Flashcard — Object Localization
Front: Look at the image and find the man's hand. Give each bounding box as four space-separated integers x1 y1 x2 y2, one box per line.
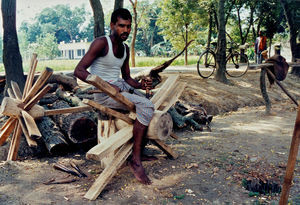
141 78 152 90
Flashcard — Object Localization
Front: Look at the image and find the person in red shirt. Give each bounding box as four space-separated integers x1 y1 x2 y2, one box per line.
255 31 267 64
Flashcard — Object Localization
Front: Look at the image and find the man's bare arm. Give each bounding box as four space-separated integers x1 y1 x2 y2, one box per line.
74 38 106 82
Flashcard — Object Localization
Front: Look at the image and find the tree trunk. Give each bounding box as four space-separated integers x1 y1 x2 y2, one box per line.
207 9 213 49
185 24 188 66
89 0 105 38
1 0 25 95
129 0 137 67
280 0 300 63
214 0 228 83
114 0 124 11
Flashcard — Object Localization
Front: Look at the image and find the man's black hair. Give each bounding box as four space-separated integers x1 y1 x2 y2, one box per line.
111 8 132 24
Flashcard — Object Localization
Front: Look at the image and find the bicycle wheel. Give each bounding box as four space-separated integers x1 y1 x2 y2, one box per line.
226 53 249 78
197 50 216 78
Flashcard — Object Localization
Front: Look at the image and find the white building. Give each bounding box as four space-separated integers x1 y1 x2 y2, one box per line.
58 39 90 59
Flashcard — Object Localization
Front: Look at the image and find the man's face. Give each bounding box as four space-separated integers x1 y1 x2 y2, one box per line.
111 17 131 41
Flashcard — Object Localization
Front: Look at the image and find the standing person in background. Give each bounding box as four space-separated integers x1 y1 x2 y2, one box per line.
74 8 154 185
255 31 267 64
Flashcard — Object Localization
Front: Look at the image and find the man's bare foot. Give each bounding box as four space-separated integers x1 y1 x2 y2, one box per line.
129 160 152 185
141 155 158 162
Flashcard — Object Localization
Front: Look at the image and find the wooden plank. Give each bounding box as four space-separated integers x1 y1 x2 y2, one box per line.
99 117 117 169
18 116 37 147
7 122 22 161
170 133 179 140
7 88 16 99
1 117 14 131
160 82 186 112
23 54 38 99
24 84 53 111
21 111 42 139
86 75 135 111
83 99 134 125
152 139 178 159
23 67 53 104
84 142 133 200
86 126 133 161
151 75 179 109
279 105 300 204
10 81 23 100
44 106 92 116
0 118 17 146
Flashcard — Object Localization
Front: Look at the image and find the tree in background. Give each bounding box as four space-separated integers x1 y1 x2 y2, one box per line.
215 0 228 83
20 4 88 44
280 0 300 64
1 0 25 93
34 33 60 60
89 0 105 38
157 0 201 65
114 0 124 11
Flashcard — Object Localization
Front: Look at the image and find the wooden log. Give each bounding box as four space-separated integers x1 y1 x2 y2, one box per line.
56 87 85 106
84 142 133 200
86 126 132 161
86 75 135 111
51 100 97 144
47 73 79 92
36 116 69 155
0 118 17 146
279 105 300 204
114 110 173 141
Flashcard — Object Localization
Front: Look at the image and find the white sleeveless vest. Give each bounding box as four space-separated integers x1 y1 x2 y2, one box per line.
90 36 126 82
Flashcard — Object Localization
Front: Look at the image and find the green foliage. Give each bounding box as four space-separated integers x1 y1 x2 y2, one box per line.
157 0 205 53
19 4 91 44
33 33 60 60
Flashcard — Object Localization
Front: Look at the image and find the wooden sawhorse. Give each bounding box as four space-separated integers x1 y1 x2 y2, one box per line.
82 74 186 200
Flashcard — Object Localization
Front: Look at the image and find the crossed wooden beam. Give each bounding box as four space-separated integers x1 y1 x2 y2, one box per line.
82 74 186 200
0 54 91 160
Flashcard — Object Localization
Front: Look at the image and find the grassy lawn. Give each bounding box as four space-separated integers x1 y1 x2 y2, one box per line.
0 55 199 73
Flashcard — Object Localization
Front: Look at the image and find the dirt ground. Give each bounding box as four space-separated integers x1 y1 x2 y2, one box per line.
0 68 300 205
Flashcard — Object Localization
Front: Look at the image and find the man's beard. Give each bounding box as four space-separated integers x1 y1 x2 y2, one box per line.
120 32 129 40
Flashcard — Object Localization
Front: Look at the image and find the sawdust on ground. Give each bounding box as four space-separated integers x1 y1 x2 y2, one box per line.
0 68 300 204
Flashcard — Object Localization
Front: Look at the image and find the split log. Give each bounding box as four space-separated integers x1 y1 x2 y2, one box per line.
56 87 85 107
36 116 69 155
51 100 97 144
46 73 79 91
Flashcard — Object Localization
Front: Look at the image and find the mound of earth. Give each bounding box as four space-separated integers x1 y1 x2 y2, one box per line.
0 69 299 204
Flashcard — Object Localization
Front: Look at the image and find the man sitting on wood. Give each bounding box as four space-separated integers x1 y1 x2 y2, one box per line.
74 8 154 185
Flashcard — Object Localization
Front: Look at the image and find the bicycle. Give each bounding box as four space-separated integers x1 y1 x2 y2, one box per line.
197 41 249 78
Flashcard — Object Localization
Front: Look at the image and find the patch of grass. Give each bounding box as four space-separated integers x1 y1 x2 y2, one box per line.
132 56 198 67
0 55 199 73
